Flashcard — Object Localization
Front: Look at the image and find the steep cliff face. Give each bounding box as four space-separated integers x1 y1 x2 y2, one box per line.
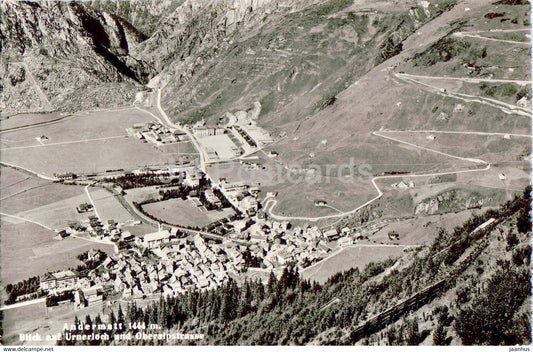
135 0 293 76
87 0 184 38
375 2 456 64
0 0 152 113
0 0 293 114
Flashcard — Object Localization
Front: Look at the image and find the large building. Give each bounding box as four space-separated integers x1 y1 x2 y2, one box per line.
184 169 202 187
193 127 226 138
219 180 247 193
142 230 172 249
40 270 79 291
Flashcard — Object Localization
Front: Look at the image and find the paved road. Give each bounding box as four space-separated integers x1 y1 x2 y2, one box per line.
380 129 531 138
350 244 421 248
106 185 248 245
102 186 158 227
154 89 208 174
264 128 492 222
270 27 528 222
264 63 532 222
373 131 487 164
70 233 115 246
321 204 344 214
265 164 491 222
458 29 531 34
0 161 57 181
84 184 101 221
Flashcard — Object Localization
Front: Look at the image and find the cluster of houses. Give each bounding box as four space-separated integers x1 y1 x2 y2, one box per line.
101 233 242 298
42 214 364 306
58 214 142 252
43 164 370 305
215 179 259 215
226 218 357 269
127 122 186 146
111 254 166 298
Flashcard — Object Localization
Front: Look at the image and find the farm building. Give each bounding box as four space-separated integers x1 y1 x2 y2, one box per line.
338 237 355 247
323 228 340 241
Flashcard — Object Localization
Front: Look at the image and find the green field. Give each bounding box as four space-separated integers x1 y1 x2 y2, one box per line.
13 192 92 230
1 182 86 215
378 131 530 164
88 187 134 224
0 217 115 284
300 245 407 284
0 112 67 130
2 298 110 346
141 198 235 227
0 167 117 284
0 108 198 177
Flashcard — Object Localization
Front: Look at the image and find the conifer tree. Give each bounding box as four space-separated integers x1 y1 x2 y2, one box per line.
433 321 447 345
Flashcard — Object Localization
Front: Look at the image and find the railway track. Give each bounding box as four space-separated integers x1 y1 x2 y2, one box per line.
348 237 490 343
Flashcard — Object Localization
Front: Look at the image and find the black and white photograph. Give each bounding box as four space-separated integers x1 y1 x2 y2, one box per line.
0 0 531 349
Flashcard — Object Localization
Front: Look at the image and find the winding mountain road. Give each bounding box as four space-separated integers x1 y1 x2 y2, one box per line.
393 72 531 117
395 72 531 86
453 30 531 46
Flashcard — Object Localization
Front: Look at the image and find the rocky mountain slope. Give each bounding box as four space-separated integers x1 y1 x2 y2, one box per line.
0 0 455 116
154 0 456 123
0 0 312 114
1 0 152 113
87 0 184 38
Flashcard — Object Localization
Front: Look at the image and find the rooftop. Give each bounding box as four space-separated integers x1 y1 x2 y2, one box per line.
144 230 171 242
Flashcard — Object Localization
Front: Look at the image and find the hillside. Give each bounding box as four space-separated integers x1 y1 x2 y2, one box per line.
155 0 456 123
58 186 531 346
0 0 152 114
0 0 530 346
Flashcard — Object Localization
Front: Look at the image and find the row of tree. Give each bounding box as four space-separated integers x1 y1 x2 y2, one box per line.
4 276 41 305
